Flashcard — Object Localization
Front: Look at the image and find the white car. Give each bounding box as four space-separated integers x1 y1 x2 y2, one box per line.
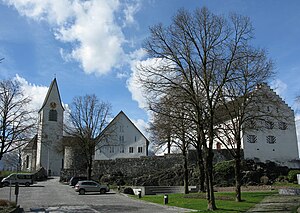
1 173 34 187
75 180 109 195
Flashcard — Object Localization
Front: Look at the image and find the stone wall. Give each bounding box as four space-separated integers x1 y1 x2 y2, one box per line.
61 149 238 184
93 154 184 178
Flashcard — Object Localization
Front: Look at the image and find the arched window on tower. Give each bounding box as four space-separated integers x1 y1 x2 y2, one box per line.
49 109 57 121
216 142 221 151
26 155 30 169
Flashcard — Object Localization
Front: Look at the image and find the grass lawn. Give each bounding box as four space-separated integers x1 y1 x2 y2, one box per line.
135 191 277 213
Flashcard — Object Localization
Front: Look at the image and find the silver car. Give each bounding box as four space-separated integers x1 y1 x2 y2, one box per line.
75 180 109 195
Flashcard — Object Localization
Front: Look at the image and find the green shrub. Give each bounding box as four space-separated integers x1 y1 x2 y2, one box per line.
287 170 300 183
214 160 235 186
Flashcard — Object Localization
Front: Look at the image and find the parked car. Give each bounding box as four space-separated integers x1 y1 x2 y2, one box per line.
69 176 87 186
75 180 109 195
1 173 34 187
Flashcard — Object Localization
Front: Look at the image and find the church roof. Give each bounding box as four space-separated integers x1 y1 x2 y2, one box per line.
22 134 37 151
101 110 149 143
39 78 64 113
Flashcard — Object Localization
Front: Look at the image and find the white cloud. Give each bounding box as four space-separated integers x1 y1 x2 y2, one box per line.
3 0 141 75
127 58 151 109
132 118 149 139
122 1 141 27
13 74 48 113
116 72 128 79
270 79 287 99
127 55 173 110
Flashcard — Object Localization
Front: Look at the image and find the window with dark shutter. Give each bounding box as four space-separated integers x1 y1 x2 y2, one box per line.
266 135 276 144
247 135 257 143
49 110 57 121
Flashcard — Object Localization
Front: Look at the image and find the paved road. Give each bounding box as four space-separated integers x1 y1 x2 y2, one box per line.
0 177 192 213
246 194 300 213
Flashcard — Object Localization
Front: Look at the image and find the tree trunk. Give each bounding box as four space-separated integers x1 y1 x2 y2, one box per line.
183 149 189 194
167 134 171 154
87 157 93 180
235 137 242 202
206 148 217 210
196 143 205 192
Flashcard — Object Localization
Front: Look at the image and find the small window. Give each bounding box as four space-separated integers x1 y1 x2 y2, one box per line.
246 120 256 129
129 147 134 153
247 135 257 143
216 142 221 150
49 109 57 121
138 147 143 153
278 122 287 130
26 155 30 168
119 135 124 143
266 135 276 144
110 146 114 153
265 121 274 129
120 146 124 153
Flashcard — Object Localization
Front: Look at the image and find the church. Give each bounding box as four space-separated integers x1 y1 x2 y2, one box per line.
21 78 149 176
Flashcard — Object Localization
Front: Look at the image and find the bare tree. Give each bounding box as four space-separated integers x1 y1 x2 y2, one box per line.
214 39 274 201
148 95 174 154
65 94 111 179
0 79 35 161
2 148 22 171
137 7 268 210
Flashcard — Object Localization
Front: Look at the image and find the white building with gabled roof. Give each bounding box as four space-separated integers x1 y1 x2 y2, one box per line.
214 84 299 167
94 111 149 160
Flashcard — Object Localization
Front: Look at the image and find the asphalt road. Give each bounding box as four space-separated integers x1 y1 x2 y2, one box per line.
0 177 192 213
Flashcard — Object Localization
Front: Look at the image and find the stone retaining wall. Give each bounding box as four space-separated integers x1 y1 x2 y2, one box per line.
61 149 236 184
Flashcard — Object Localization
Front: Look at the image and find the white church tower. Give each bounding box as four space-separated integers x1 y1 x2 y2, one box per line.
35 78 64 176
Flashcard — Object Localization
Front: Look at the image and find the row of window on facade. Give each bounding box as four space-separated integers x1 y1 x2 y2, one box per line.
247 135 276 144
119 135 138 143
247 120 287 130
216 134 278 150
100 146 143 154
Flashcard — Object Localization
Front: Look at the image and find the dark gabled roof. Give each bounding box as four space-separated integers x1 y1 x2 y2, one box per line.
23 134 38 151
62 135 81 146
38 78 64 113
101 110 149 143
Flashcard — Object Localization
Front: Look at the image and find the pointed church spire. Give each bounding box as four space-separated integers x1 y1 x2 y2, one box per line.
39 78 64 113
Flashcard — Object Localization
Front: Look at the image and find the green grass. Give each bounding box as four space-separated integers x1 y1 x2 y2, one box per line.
0 170 32 178
135 191 277 213
272 182 300 188
0 171 14 178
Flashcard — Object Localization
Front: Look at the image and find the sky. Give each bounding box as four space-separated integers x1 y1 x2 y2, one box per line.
1 0 300 152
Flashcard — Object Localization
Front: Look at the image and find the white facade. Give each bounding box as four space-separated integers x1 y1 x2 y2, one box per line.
243 85 299 163
213 84 299 165
23 78 64 176
94 111 149 160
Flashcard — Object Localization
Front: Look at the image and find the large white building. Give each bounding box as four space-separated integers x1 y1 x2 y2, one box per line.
22 78 64 176
214 84 299 166
94 111 149 160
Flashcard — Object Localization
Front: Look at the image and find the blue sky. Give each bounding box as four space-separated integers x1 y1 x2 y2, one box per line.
1 0 300 143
